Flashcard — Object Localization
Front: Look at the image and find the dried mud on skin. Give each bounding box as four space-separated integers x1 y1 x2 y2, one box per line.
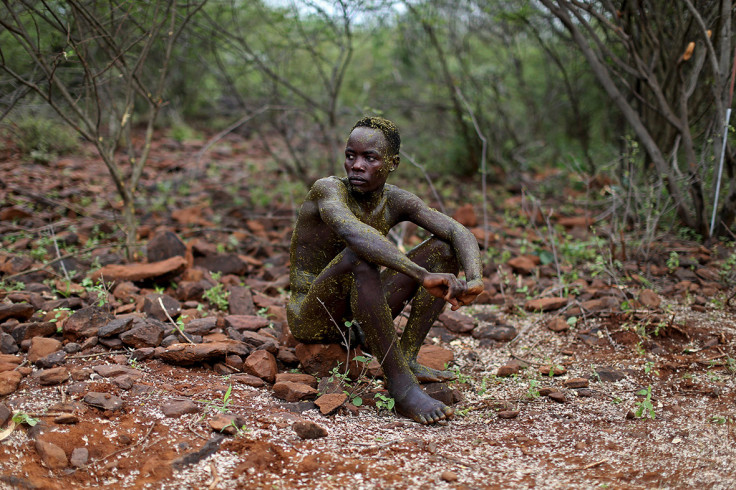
2 134 736 488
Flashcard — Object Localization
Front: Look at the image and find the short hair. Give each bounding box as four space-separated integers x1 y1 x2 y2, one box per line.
351 116 400 157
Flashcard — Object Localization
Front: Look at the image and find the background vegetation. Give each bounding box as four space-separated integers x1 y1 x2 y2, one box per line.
1 0 734 242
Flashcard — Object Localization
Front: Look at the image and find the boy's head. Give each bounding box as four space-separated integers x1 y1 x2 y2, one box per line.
351 116 400 157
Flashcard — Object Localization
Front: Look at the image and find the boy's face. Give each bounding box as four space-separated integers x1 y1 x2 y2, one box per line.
344 127 397 193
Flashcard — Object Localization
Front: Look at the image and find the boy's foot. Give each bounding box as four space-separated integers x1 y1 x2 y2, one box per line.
393 384 454 425
408 360 457 383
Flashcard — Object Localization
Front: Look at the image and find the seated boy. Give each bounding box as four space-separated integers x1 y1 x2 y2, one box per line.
287 116 483 425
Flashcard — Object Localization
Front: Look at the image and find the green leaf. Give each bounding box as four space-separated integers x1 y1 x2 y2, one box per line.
636 388 648 396
352 397 362 407
539 250 555 265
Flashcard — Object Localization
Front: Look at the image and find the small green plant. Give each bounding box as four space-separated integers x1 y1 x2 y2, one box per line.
526 379 541 399
12 411 40 427
710 415 729 424
634 385 655 419
81 277 109 307
203 281 230 311
11 115 78 162
611 396 622 404
449 366 472 384
643 361 659 376
666 251 680 272
374 392 395 411
199 385 233 414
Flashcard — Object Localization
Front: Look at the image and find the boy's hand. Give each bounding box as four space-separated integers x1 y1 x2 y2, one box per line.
421 273 468 311
454 278 484 308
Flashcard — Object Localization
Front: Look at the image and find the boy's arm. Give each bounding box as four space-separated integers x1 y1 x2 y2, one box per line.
312 178 430 283
392 188 484 306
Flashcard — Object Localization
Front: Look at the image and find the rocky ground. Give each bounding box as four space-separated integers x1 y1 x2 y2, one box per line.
1 132 735 488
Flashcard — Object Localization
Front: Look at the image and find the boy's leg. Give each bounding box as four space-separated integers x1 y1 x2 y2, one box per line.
382 237 459 382
348 249 452 425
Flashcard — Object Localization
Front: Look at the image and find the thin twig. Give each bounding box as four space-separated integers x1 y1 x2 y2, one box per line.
159 297 195 344
208 461 220 490
66 350 128 359
95 422 156 463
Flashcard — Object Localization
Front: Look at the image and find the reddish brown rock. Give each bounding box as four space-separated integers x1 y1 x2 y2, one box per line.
12 322 57 343
272 381 318 402
0 303 35 323
293 420 328 439
315 393 348 415
143 294 181 322
498 410 519 419
159 341 250 365
120 320 166 348
83 392 123 411
496 364 520 377
539 364 567 376
0 370 22 395
35 440 68 469
146 230 186 263
243 350 278 383
91 256 187 283
508 256 536 275
230 373 265 387
564 377 589 389
525 297 568 312
194 254 247 276
547 317 570 332
580 297 620 313
228 286 256 316
439 310 476 333
639 289 661 309
294 343 365 379
417 344 454 371
39 367 69 385
162 399 201 418
224 315 270 332
275 373 318 388
209 413 246 435
63 307 113 341
28 337 62 363
452 203 478 227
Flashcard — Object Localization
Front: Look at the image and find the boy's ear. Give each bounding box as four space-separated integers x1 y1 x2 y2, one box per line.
389 155 400 172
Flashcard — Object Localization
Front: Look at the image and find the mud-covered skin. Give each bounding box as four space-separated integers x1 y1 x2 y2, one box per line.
288 124 483 424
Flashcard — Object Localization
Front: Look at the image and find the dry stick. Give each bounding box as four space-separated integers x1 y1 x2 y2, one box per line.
48 224 70 282
456 87 490 249
399 150 446 215
208 461 221 490
159 297 195 345
67 350 128 359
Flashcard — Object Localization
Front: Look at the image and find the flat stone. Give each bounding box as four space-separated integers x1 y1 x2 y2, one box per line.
183 317 218 335
35 439 68 469
417 344 454 371
439 310 476 333
508 256 536 275
0 402 11 426
92 256 188 283
424 382 462 405
160 341 250 366
281 401 318 413
226 374 263 388
28 337 62 363
525 297 568 312
315 393 347 415
39 367 69 385
194 254 247 276
639 289 661 309
293 420 327 439
70 447 89 468
0 370 22 395
496 364 521 377
83 392 124 411
275 373 318 388
580 297 620 313
497 410 519 419
146 231 186 263
472 325 517 341
539 364 567 376
97 317 135 338
63 306 113 341
143 294 181 323
54 414 79 424
0 303 35 323
594 367 626 382
563 377 589 389
272 381 318 402
547 317 570 332
12 322 57 343
35 351 67 369
243 350 278 383
162 399 201 418
548 391 566 403
209 413 246 435
93 364 144 379
224 315 270 332
228 286 256 316
120 319 166 348
441 470 459 483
